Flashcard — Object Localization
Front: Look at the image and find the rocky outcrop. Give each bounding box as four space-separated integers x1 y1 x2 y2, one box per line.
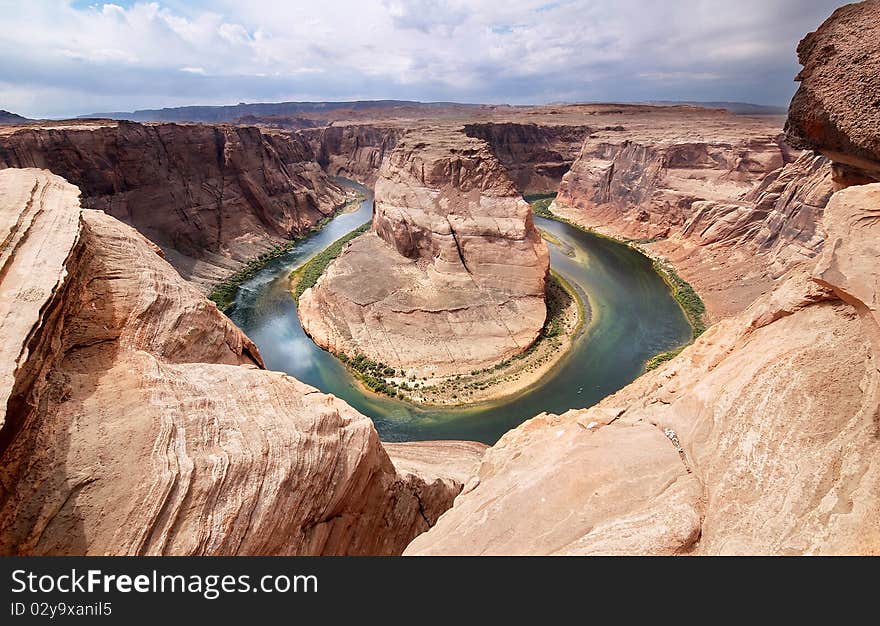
785 0 880 185
548 111 834 320
463 122 591 194
554 131 790 241
0 121 349 288
300 123 403 184
0 168 483 555
299 126 550 377
628 152 834 319
407 183 880 556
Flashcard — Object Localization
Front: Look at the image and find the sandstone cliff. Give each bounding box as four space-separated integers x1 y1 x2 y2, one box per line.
554 126 790 241
548 111 836 319
0 121 349 288
785 0 880 185
407 184 880 556
299 126 550 377
463 122 591 194
301 123 403 185
0 168 483 555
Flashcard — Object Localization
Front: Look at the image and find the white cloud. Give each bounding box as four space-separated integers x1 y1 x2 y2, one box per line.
0 0 847 118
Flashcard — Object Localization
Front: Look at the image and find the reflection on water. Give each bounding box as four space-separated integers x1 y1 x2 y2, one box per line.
227 180 692 444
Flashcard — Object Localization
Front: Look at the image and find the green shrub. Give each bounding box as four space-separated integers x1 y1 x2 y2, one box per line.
291 223 370 301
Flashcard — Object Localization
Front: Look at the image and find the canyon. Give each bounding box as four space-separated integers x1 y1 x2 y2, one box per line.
0 168 484 555
0 120 351 289
0 1 877 557
407 0 880 555
298 126 551 379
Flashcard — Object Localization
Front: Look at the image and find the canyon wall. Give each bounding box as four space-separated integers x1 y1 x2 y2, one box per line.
549 112 836 319
554 129 790 241
0 168 484 555
298 126 550 377
0 121 349 288
301 124 403 185
463 122 591 194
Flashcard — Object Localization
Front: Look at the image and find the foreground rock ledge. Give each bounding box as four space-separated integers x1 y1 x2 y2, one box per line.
785 0 880 185
299 126 550 377
406 184 880 556
0 168 484 555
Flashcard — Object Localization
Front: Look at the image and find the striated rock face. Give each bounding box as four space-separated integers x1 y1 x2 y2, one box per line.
463 122 591 194
785 0 880 185
0 121 349 288
550 114 834 320
0 168 482 555
301 124 403 185
635 152 834 319
555 131 789 241
299 127 550 377
406 183 880 556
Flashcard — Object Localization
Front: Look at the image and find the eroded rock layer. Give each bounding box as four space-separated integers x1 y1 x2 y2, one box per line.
548 110 837 319
0 168 482 555
463 122 591 194
301 124 403 185
299 126 550 376
554 125 790 241
0 121 349 288
407 183 880 556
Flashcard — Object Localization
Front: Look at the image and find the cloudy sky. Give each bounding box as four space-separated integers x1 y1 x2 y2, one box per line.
0 0 846 118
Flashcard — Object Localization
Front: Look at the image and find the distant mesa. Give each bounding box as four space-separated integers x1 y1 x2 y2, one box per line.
78 100 485 124
0 110 31 125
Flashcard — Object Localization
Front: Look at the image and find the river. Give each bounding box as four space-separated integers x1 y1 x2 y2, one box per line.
227 181 692 444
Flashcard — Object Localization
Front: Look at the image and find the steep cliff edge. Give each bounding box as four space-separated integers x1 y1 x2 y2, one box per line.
554 122 790 241
0 168 483 555
298 126 550 377
0 121 350 288
407 184 880 556
463 122 591 194
301 123 403 185
550 112 834 319
785 0 880 185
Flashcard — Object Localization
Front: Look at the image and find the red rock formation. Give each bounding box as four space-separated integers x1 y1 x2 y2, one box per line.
0 168 483 555
785 0 880 185
298 126 550 377
300 123 403 184
407 8 880 556
555 131 789 241
463 122 591 194
0 121 350 288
